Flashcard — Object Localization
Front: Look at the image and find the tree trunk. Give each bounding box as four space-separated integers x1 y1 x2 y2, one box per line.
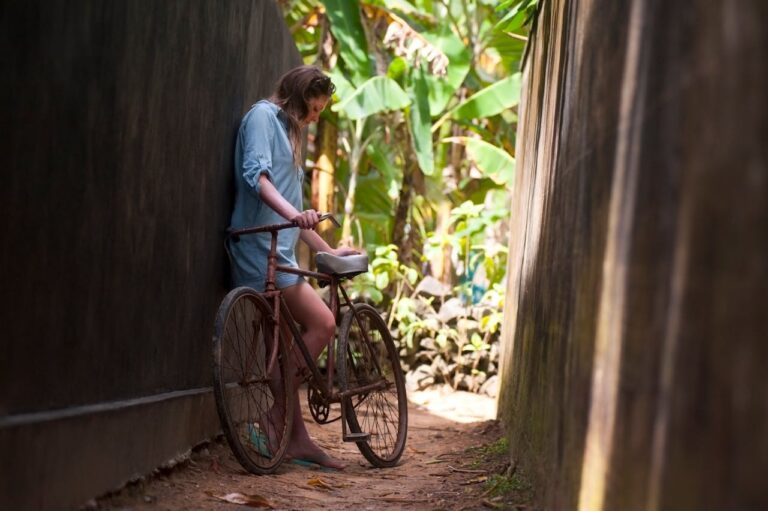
392 121 419 266
340 161 358 246
432 200 453 282
311 19 338 249
312 113 337 246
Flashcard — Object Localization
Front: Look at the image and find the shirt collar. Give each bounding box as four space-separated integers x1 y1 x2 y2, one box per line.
258 100 290 131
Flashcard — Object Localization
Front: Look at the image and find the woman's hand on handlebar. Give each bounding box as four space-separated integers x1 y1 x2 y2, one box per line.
330 247 361 257
291 209 320 230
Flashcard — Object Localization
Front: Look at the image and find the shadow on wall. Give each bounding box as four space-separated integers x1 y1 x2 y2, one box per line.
497 0 767 510
0 1 300 509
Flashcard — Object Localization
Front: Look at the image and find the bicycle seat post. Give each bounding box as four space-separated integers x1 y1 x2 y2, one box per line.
265 230 278 292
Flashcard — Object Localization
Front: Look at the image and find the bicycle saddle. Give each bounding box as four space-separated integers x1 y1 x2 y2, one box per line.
315 252 368 278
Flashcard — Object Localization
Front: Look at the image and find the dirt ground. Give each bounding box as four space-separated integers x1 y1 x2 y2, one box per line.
91 385 533 511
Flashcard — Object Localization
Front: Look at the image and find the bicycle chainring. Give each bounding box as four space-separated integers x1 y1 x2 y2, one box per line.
307 385 332 424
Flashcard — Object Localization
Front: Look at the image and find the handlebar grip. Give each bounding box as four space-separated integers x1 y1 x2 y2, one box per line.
318 213 341 228
227 212 340 242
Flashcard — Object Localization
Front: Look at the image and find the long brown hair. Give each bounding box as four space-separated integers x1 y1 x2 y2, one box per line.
270 65 336 167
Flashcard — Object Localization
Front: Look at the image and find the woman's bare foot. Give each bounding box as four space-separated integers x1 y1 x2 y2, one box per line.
287 441 346 470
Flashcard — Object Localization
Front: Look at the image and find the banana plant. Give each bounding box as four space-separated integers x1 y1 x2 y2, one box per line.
322 0 374 85
278 0 533 253
330 71 413 244
443 136 516 188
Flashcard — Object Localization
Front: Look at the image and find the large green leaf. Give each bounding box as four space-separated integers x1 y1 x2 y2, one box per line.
366 140 402 200
495 0 538 32
357 172 395 214
443 137 515 187
322 0 373 86
484 32 527 73
331 76 411 120
387 57 408 83
408 65 435 175
356 212 394 247
327 68 355 104
421 27 471 116
450 72 522 120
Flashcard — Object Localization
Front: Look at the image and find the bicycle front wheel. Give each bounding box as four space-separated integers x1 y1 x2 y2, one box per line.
338 303 408 467
212 287 293 474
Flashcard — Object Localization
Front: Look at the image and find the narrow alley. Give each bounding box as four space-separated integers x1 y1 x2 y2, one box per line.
91 388 529 511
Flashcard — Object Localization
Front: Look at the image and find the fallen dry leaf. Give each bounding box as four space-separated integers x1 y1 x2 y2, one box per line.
307 477 334 491
448 465 487 474
205 491 273 508
373 496 429 503
461 475 489 485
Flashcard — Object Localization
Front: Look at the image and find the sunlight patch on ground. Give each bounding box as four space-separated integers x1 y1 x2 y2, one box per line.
408 384 497 423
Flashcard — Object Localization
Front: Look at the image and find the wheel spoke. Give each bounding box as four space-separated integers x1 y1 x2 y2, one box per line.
340 304 407 466
213 289 293 474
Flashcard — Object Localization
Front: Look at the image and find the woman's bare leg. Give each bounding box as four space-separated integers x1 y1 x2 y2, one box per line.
281 281 346 469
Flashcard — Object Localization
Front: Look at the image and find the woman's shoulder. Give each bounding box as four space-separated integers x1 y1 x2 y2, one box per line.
242 100 280 129
249 100 279 116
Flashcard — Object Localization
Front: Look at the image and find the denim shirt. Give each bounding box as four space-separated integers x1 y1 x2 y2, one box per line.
228 100 304 290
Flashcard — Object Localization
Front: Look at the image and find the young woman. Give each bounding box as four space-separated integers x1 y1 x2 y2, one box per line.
228 65 355 469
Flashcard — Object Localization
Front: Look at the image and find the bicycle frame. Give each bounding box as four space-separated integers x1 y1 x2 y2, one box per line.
227 216 387 407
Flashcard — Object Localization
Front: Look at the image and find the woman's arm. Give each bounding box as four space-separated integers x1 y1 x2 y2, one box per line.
300 229 360 255
258 175 358 256
257 174 318 228
299 229 332 252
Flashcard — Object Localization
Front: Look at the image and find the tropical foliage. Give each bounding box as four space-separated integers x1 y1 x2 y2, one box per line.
277 0 537 393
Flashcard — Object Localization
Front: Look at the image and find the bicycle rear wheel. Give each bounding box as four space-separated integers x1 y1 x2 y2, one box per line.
338 303 408 467
212 287 293 474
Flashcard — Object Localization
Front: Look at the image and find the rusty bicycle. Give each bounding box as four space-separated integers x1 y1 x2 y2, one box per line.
212 214 407 474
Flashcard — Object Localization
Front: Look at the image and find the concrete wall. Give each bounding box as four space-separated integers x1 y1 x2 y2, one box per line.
0 1 300 509
498 0 767 509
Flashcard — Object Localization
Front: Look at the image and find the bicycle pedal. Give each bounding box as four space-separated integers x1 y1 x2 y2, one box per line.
343 432 370 442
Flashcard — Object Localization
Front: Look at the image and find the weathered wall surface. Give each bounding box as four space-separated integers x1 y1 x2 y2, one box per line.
0 1 300 509
498 0 767 509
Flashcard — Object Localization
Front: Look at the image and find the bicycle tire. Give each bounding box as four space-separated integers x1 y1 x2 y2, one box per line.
212 287 293 474
337 303 408 467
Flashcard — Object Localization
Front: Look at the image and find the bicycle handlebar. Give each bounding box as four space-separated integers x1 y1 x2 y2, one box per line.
227 213 340 241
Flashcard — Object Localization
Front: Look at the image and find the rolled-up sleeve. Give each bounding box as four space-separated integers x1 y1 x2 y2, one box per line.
240 107 275 197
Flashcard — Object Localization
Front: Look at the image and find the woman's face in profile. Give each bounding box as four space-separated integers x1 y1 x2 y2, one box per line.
302 95 330 126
